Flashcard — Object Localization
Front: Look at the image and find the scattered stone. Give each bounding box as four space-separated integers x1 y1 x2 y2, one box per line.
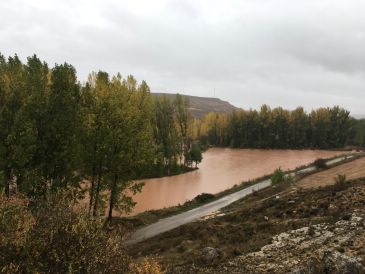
208 213 365 273
322 251 365 274
201 247 219 264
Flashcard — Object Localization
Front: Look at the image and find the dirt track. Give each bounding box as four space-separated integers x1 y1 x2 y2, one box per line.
297 156 365 189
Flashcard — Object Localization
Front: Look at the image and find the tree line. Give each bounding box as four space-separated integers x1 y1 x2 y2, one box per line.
194 105 355 149
0 54 202 220
348 118 365 147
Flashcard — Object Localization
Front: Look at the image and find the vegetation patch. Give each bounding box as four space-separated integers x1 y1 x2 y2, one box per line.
313 158 328 169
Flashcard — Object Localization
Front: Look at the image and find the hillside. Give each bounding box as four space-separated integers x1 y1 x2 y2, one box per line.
152 93 239 118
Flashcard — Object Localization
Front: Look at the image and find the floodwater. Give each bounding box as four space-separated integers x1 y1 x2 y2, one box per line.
130 148 342 215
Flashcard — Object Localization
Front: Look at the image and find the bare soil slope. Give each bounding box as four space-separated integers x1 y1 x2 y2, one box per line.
152 93 238 118
298 157 365 189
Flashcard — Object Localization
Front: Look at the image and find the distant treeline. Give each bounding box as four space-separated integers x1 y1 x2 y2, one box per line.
350 119 365 147
0 54 201 219
193 105 359 149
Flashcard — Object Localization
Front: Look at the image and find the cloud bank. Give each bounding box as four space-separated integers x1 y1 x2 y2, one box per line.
1 0 365 116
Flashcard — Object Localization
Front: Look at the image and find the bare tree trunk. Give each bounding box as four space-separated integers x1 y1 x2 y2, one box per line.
108 174 118 222
4 182 10 198
93 165 102 217
167 158 170 176
89 140 98 215
4 167 11 198
88 167 95 215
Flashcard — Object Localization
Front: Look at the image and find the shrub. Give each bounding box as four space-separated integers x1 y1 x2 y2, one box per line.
335 174 347 185
271 168 286 184
131 257 162 274
0 192 132 273
271 168 294 185
314 158 327 169
333 174 348 192
194 193 215 204
0 196 35 272
188 143 203 168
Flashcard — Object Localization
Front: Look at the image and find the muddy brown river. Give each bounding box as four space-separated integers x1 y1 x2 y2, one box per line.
130 148 342 215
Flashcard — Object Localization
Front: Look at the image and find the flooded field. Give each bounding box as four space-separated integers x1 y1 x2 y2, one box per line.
130 148 342 214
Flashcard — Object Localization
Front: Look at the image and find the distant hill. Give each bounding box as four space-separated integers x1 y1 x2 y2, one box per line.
152 93 239 118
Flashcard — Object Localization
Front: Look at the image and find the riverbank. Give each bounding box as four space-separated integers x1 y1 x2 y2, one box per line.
115 152 361 233
138 166 198 180
128 158 365 273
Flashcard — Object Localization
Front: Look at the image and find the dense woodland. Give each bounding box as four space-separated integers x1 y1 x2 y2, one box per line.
0 54 364 272
0 54 201 219
350 118 365 147
194 105 359 149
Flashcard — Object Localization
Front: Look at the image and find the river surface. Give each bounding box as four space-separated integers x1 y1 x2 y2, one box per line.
130 148 342 215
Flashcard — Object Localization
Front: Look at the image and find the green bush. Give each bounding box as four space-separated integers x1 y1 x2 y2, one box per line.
190 144 203 167
271 168 293 185
271 168 286 184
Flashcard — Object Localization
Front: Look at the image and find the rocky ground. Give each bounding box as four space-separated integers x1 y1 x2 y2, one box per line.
130 176 365 273
199 213 365 273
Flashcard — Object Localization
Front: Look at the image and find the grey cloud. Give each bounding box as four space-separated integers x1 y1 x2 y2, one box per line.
1 0 364 116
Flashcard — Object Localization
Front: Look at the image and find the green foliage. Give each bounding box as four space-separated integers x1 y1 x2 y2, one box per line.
348 118 365 147
0 53 194 272
0 55 82 198
81 72 155 220
184 149 192 167
271 167 287 185
153 96 179 175
1 54 189 221
197 105 354 149
190 143 203 167
150 94 192 176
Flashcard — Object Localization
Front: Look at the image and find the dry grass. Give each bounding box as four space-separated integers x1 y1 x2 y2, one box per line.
297 157 365 189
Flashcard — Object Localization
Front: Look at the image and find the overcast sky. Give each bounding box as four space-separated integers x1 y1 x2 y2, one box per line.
1 0 365 116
